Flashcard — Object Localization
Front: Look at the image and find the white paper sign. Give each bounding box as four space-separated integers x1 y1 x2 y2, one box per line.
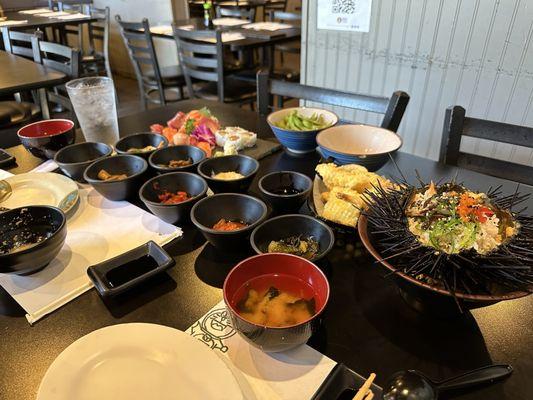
317 0 372 32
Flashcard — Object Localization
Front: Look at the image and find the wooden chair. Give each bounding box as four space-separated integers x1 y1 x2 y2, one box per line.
439 105 533 186
173 25 256 106
32 38 81 118
0 29 43 130
268 11 300 81
256 70 410 132
81 6 112 79
115 16 186 110
265 0 287 15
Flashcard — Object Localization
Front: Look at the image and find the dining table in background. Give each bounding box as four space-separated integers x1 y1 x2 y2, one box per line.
150 18 301 71
0 50 66 119
1 101 532 400
0 10 97 32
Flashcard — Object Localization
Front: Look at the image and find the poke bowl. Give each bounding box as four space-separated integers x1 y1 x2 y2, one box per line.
267 107 338 154
139 172 208 224
223 253 330 352
316 124 402 171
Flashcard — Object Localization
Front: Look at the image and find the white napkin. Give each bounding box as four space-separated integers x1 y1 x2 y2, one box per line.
55 13 90 20
31 159 59 173
18 8 51 14
35 11 70 17
0 169 12 180
186 301 336 400
150 25 173 35
0 20 28 27
0 170 182 324
242 22 293 31
213 17 248 26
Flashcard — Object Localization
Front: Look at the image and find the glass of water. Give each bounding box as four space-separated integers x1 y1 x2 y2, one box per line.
66 77 119 145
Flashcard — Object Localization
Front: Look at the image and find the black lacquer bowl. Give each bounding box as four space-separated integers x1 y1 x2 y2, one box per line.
84 154 148 201
139 172 208 225
190 193 267 251
115 132 168 160
54 142 113 182
223 253 330 352
250 214 335 262
149 145 207 174
0 206 67 275
17 119 75 160
258 171 312 214
197 155 259 193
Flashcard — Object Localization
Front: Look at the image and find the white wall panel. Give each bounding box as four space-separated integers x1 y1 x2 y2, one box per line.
301 0 533 165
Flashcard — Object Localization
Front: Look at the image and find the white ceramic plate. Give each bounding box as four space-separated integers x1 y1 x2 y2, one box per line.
0 172 79 213
37 323 244 400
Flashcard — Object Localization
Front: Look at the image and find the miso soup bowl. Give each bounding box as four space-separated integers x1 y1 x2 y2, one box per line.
223 253 330 352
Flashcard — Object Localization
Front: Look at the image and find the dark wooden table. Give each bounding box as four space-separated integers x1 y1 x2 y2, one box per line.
2 10 97 30
1 101 532 400
0 50 66 119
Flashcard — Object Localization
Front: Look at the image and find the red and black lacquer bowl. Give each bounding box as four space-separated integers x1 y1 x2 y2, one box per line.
223 253 330 352
17 119 75 160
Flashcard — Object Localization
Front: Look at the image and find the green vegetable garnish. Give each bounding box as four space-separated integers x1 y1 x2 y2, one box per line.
274 110 332 131
184 118 195 135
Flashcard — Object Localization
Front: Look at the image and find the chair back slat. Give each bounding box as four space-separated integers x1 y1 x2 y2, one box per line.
269 10 301 22
173 25 225 101
215 6 255 21
439 105 533 186
2 28 43 59
256 70 409 132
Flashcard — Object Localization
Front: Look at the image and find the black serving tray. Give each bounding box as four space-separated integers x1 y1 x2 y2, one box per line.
87 241 175 298
311 363 382 400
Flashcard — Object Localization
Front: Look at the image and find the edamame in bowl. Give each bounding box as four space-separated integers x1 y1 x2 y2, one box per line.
267 107 339 154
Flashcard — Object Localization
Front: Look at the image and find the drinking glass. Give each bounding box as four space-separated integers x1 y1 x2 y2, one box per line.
66 77 119 145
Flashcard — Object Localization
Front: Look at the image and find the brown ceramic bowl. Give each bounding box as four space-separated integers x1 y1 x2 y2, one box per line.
357 214 530 313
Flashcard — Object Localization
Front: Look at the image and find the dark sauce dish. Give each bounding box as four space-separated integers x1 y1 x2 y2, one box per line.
0 206 67 275
84 154 148 201
115 132 168 160
250 214 335 262
197 155 259 193
190 193 268 250
54 142 113 182
149 145 207 174
139 172 208 225
87 241 175 298
17 119 75 160
223 253 330 352
258 171 312 214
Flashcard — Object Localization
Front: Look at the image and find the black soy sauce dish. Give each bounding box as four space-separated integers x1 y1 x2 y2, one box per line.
258 171 313 214
139 172 208 225
250 214 335 263
149 145 207 174
0 206 67 275
190 193 268 251
54 142 113 182
84 154 148 201
197 154 259 193
115 132 168 160
87 241 175 298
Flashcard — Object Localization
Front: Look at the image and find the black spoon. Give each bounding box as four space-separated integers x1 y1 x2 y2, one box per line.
382 364 513 400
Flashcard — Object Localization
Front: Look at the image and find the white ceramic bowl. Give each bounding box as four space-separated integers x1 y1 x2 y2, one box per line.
316 124 402 170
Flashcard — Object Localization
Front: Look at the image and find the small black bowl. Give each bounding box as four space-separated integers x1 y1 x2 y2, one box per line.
139 172 208 225
258 171 313 214
17 119 75 160
190 193 268 250
54 142 113 182
250 214 335 262
84 154 148 201
149 145 207 174
115 132 168 160
197 155 259 193
0 206 67 275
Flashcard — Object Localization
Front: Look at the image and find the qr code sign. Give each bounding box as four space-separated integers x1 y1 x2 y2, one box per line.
331 0 357 14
